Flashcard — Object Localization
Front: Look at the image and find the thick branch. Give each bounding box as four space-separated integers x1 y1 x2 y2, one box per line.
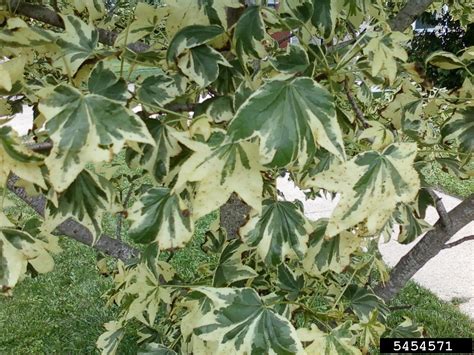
6 175 139 261
7 0 150 53
388 0 434 32
443 235 474 249
427 188 452 231
375 193 474 302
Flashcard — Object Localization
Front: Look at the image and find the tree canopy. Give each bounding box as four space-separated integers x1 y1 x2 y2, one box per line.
0 0 473 353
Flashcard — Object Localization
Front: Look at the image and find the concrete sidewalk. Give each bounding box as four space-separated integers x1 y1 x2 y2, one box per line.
277 175 474 318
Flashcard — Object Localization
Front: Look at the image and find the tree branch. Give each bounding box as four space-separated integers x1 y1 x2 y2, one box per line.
343 78 369 128
427 188 452 231
443 235 474 249
6 174 139 261
375 193 474 302
7 0 150 53
388 0 434 32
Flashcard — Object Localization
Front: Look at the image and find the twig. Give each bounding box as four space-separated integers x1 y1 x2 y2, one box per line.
115 181 134 240
343 78 369 128
443 235 474 249
427 189 452 231
25 141 53 153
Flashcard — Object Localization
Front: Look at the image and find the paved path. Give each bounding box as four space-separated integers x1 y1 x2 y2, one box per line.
3 109 473 318
277 175 474 318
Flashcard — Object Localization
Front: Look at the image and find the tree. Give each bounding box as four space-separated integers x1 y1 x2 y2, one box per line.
0 0 472 353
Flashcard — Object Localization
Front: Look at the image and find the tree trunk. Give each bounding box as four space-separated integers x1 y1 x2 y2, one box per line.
375 193 474 301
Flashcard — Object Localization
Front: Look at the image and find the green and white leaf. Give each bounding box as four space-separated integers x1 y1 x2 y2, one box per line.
128 187 193 249
277 263 304 301
233 6 267 60
351 310 385 352
39 71 153 192
0 56 26 94
311 0 343 41
137 73 186 109
213 240 258 287
389 317 423 338
193 287 304 354
394 204 431 244
43 169 114 240
228 77 345 167
297 322 361 355
115 3 168 47
96 321 125 355
126 119 182 183
363 32 410 83
55 15 98 75
0 228 57 292
303 220 361 275
173 133 263 219
426 50 465 70
270 44 309 74
342 285 388 320
74 0 106 22
441 106 474 153
240 199 313 265
0 126 46 189
306 143 420 236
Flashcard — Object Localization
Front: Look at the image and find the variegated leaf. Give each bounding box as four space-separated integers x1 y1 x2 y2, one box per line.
426 50 465 70
278 0 313 23
394 204 431 244
234 6 267 60
0 227 57 293
389 317 423 338
351 310 385 352
0 126 46 189
363 32 410 83
128 187 193 249
115 3 168 47
55 15 98 75
96 321 124 355
126 119 182 183
270 44 309 74
74 0 106 22
137 73 186 109
193 287 304 354
0 56 26 94
303 220 361 275
342 285 388 320
173 133 263 220
177 45 230 87
306 143 420 237
213 240 258 287
277 263 304 301
311 0 343 41
240 199 313 265
297 322 362 355
441 106 474 153
39 64 153 192
228 77 345 167
167 25 224 62
43 169 114 240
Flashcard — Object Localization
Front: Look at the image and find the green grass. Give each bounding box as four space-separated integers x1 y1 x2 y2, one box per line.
422 163 474 198
0 163 472 353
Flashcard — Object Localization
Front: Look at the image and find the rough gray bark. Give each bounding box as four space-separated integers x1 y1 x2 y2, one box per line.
388 0 435 32
375 193 474 301
220 193 251 239
6 175 139 262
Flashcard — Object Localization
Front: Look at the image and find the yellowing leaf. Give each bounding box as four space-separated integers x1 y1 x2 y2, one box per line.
306 143 420 236
174 133 263 219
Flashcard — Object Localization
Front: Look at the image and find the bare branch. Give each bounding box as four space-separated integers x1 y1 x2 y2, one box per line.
443 235 474 249
7 0 150 53
388 0 434 32
343 78 369 128
427 188 452 231
6 174 139 261
115 181 134 241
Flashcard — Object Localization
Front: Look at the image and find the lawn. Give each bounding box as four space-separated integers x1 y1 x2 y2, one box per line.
0 165 473 353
